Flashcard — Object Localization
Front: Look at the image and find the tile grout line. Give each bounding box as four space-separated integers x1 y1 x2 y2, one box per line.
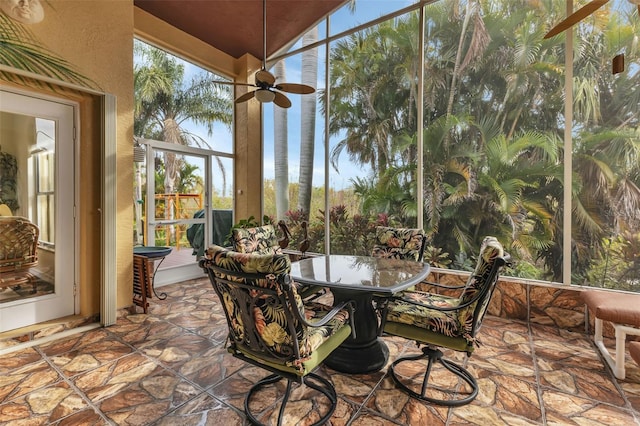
345 370 397 426
526 319 548 426
584 333 640 420
529 321 640 421
35 345 116 425
102 316 248 423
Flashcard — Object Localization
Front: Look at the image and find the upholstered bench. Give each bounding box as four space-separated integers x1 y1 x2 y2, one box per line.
582 290 640 380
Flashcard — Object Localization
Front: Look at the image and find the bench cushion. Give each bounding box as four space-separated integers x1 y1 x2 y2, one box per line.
582 290 640 327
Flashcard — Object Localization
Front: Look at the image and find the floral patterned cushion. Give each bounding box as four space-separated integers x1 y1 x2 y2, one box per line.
203 245 349 369
386 291 463 338
385 236 505 346
458 236 504 305
232 224 283 255
371 226 425 261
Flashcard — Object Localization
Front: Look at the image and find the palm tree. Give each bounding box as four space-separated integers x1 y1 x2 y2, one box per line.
297 26 319 218
273 60 289 220
327 26 403 176
0 13 97 89
134 40 232 187
315 0 638 284
134 40 233 238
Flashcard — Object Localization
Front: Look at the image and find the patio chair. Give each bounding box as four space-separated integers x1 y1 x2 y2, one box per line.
0 216 40 294
371 226 427 262
378 236 509 406
200 245 355 426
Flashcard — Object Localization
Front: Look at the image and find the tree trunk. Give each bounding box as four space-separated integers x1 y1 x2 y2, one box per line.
274 60 289 220
163 118 181 242
297 26 318 218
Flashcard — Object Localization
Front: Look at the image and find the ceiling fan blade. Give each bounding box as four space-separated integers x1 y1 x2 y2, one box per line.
273 91 292 108
235 91 256 104
544 0 610 39
255 69 276 86
274 83 316 95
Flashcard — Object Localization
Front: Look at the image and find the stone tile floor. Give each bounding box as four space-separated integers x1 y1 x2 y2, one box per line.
1 277 640 425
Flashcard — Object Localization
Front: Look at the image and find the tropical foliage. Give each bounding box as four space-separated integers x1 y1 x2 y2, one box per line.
280 0 640 288
134 40 233 195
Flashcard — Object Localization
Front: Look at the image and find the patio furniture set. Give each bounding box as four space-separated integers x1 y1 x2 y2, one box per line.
199 225 510 425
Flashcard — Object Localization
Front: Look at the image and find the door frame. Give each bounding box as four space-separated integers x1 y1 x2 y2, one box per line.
0 87 78 331
0 66 117 331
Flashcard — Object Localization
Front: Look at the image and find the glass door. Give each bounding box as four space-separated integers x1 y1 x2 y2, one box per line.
138 139 212 269
0 88 76 332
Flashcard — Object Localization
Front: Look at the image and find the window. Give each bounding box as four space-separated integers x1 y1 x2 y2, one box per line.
262 1 640 291
133 39 235 262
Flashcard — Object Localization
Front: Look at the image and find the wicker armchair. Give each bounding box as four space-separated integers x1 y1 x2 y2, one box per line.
0 217 39 293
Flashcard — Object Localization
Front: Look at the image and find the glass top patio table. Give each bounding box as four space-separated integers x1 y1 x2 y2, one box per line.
291 254 430 374
290 254 430 295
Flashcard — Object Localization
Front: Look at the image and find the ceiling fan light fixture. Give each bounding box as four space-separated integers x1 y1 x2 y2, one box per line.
255 89 276 103
222 0 314 108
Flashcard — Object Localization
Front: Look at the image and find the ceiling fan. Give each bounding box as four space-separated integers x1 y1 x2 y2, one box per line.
544 0 640 40
218 0 315 108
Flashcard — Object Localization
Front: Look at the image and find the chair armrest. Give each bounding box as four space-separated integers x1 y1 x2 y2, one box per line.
283 276 357 339
303 300 356 335
419 280 466 291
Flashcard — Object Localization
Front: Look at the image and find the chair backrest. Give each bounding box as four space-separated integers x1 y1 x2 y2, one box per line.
457 236 508 340
0 216 39 272
201 245 312 365
231 224 283 255
371 226 426 262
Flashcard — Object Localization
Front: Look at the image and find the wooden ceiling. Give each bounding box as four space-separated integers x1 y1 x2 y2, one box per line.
134 0 347 61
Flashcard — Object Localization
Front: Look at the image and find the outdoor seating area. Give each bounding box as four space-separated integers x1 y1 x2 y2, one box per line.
2 275 640 425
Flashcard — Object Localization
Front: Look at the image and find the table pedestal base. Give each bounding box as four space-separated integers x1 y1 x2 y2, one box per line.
326 289 389 374
325 338 389 374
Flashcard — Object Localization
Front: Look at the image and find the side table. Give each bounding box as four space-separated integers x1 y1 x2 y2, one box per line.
132 246 171 313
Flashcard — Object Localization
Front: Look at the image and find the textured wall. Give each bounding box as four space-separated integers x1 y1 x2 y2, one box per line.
1 0 135 311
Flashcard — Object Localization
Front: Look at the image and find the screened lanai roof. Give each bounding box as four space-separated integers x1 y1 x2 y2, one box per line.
134 0 348 61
